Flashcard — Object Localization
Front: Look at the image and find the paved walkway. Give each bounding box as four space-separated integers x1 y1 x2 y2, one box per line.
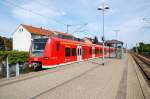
0 54 150 99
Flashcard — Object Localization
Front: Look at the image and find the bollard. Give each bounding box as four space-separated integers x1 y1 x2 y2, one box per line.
6 56 9 79
16 63 19 77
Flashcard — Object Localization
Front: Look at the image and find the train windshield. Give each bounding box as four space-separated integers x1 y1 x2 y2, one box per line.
33 42 46 50
31 38 48 57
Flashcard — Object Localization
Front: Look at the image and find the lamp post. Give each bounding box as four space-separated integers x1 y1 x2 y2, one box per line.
97 4 109 65
113 30 120 40
66 24 72 33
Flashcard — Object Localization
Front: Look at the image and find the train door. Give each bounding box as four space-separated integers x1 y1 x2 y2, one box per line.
77 46 82 61
56 42 61 64
92 46 95 58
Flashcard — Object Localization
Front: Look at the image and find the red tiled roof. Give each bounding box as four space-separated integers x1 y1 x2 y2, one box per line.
54 31 73 36
21 24 73 37
21 24 53 36
105 40 123 44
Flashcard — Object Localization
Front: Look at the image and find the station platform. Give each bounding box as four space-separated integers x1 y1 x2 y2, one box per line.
0 54 150 99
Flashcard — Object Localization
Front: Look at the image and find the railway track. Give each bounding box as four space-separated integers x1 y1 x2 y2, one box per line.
132 53 150 87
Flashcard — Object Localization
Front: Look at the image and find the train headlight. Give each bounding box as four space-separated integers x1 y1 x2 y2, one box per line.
43 57 49 60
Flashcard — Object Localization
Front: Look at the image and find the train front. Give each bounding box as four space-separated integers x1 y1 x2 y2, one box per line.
28 37 48 70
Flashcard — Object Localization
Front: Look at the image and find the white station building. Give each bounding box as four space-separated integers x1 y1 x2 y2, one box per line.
12 24 73 51
12 24 54 51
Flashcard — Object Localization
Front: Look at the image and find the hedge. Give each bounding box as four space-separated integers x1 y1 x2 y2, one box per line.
0 51 28 64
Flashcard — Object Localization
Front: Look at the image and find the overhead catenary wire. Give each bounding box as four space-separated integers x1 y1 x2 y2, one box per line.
66 23 88 33
142 17 150 29
28 0 90 33
143 17 150 23
1 0 91 34
72 23 88 33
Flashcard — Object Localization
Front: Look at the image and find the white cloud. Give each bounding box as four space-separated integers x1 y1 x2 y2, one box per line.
116 17 147 48
12 0 66 23
1 0 150 46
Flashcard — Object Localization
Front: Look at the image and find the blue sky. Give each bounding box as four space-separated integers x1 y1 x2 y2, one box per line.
0 0 150 48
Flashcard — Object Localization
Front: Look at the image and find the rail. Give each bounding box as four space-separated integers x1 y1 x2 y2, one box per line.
132 53 150 87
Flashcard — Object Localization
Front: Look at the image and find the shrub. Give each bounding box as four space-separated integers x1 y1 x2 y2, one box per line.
0 51 28 64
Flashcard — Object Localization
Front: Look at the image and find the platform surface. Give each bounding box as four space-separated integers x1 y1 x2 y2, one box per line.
0 54 150 99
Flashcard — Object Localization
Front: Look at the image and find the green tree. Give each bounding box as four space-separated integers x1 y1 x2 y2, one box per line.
137 42 150 53
93 36 99 44
0 36 5 51
5 38 12 50
0 36 12 51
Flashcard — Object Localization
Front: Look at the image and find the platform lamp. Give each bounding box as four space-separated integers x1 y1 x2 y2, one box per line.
113 30 120 40
97 4 109 65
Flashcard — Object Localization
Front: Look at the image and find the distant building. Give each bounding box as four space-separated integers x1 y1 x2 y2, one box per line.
83 37 102 45
105 40 124 58
12 24 74 51
105 40 123 47
83 37 93 44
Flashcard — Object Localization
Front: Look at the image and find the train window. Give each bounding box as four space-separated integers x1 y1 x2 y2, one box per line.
65 48 70 57
89 47 92 54
78 48 80 56
82 49 86 55
100 49 103 54
80 48 82 55
97 49 100 54
72 48 76 56
56 43 60 51
105 49 107 54
92 49 95 54
95 49 99 54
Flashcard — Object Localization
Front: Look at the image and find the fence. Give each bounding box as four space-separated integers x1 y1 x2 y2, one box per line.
0 61 32 78
0 51 30 78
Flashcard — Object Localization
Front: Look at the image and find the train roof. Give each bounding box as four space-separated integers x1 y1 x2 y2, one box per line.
50 37 103 47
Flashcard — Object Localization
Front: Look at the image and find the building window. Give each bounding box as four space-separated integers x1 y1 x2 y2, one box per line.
65 48 70 57
19 28 23 32
72 48 76 56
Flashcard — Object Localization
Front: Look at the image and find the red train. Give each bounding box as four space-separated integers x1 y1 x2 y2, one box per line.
28 37 114 70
